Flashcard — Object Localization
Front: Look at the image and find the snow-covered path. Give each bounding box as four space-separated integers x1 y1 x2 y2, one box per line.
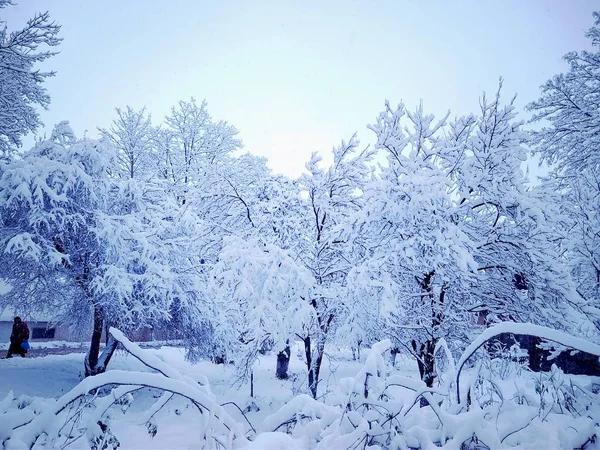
0 344 396 402
0 353 84 398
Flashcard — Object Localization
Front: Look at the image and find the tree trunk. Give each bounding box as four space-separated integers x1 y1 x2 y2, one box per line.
352 340 363 361
421 340 436 388
304 336 325 399
412 338 437 407
85 305 118 377
313 339 325 396
390 347 400 367
305 296 334 399
276 345 291 379
304 336 314 397
85 305 103 377
411 272 445 400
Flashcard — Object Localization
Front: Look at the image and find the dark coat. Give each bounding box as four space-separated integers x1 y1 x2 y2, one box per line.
10 321 29 345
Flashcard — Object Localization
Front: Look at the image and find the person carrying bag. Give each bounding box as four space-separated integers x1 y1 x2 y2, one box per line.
6 316 30 358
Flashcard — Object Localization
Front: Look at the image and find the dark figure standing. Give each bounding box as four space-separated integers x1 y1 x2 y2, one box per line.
6 316 29 358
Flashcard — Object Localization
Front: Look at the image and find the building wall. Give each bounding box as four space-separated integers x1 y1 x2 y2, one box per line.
1 321 164 344
1 321 158 344
0 321 70 344
0 322 11 344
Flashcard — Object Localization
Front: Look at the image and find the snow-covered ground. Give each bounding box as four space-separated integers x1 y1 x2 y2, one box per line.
0 344 416 399
0 340 88 351
0 343 418 449
0 339 185 351
2 339 599 449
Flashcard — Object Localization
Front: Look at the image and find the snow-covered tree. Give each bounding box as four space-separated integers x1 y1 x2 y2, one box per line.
202 152 271 231
294 135 373 397
99 106 153 179
209 136 372 397
151 126 179 186
212 235 314 380
528 12 600 177
211 173 306 377
349 102 477 388
337 261 383 361
347 89 581 387
129 98 267 365
449 84 580 334
164 97 241 190
528 12 600 336
253 174 304 248
0 122 203 375
0 1 61 160
180 153 279 364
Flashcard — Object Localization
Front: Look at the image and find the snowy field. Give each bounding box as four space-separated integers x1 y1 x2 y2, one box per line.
0 342 411 416
0 341 416 449
2 334 600 449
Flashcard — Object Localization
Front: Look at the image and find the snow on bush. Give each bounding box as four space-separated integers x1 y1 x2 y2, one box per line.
1 324 599 449
259 325 600 449
0 328 250 449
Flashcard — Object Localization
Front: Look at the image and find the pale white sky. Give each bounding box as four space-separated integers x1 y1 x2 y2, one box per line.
5 0 598 177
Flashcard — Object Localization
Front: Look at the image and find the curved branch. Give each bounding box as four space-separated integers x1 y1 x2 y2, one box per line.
13 370 249 448
220 401 256 435
455 322 600 403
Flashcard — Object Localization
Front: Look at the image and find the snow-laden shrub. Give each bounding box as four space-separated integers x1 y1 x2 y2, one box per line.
2 323 600 449
261 324 600 449
0 328 251 449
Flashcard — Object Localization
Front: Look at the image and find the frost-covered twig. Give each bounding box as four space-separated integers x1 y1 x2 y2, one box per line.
220 401 256 435
499 411 539 444
139 391 173 425
10 370 247 448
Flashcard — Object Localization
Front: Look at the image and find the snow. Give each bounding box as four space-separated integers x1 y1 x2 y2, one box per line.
241 432 301 450
0 354 83 398
1 330 600 449
0 341 415 449
0 12 598 447
455 321 600 402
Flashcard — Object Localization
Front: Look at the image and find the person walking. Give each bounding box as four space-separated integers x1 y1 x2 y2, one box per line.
6 316 29 358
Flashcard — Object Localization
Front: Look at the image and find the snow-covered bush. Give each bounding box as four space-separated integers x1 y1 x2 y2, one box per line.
0 328 251 449
2 323 599 449
261 323 600 449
